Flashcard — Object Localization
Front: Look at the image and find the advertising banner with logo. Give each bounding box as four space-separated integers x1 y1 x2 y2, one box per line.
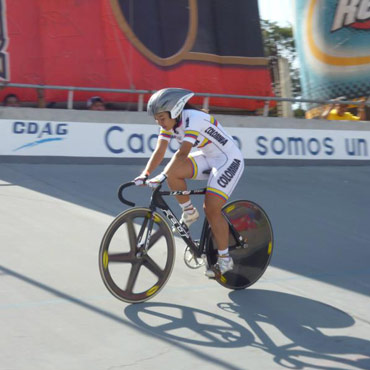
0 0 273 110
1 119 369 161
294 0 370 104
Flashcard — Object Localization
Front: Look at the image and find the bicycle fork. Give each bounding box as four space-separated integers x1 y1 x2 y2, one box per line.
135 212 156 257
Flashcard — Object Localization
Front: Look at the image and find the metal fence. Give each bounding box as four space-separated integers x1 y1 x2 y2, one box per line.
1 82 368 116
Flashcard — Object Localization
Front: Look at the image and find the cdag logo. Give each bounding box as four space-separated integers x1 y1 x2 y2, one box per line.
0 0 9 79
12 121 68 151
331 0 370 31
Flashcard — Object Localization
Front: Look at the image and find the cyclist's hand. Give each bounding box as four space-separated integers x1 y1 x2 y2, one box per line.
147 172 167 188
133 173 148 186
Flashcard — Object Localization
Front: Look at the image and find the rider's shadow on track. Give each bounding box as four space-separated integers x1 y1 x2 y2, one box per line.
219 289 370 369
124 290 370 369
124 302 254 348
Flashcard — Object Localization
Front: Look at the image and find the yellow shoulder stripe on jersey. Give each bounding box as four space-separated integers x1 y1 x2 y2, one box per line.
185 130 199 135
160 129 172 137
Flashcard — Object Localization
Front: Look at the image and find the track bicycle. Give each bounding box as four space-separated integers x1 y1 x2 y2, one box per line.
99 181 273 304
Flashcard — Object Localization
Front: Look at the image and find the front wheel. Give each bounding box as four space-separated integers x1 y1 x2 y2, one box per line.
205 200 273 290
99 207 175 303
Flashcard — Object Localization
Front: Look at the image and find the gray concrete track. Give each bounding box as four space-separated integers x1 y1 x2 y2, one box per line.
0 163 369 370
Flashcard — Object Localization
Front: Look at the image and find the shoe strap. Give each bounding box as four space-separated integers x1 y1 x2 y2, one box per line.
184 206 196 214
218 254 230 259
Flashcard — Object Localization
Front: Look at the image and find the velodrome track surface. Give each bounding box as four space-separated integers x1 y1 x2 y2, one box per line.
1 163 369 370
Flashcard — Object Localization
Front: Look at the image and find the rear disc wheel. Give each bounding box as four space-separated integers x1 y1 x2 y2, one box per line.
206 200 273 289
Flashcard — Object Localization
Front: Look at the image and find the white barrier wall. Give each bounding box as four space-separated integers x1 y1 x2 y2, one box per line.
1 108 369 163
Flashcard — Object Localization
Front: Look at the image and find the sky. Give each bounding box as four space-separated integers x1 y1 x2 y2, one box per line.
258 0 294 26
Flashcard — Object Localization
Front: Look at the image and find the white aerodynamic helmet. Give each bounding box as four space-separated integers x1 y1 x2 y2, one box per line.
147 88 194 119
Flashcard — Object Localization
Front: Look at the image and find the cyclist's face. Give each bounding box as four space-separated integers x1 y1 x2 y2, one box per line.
155 112 176 131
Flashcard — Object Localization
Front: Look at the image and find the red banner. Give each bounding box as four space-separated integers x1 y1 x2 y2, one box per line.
0 0 274 110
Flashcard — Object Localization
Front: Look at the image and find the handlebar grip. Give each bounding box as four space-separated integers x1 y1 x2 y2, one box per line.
118 181 136 206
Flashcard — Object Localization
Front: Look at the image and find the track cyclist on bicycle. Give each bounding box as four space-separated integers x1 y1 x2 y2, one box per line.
134 88 245 277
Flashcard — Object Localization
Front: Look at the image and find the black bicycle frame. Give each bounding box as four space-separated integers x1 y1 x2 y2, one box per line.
149 186 209 258
118 181 246 258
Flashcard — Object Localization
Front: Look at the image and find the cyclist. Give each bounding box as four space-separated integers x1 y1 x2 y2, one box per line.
134 88 244 277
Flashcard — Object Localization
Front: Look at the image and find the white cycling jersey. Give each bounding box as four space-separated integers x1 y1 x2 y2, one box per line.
158 109 244 201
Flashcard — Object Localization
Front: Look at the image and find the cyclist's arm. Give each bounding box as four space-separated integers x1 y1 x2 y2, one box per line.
163 141 193 175
321 104 335 119
142 138 168 176
357 98 366 121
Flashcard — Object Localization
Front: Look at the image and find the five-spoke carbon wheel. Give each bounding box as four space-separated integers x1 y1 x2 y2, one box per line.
99 207 175 303
206 200 273 290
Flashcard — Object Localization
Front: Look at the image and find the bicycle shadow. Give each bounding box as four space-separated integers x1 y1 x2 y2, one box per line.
124 302 254 348
219 289 370 369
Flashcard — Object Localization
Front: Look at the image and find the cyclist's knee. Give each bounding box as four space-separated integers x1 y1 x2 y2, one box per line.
166 162 193 181
166 173 185 188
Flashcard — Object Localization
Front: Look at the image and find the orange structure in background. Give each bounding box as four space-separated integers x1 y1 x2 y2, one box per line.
0 0 273 110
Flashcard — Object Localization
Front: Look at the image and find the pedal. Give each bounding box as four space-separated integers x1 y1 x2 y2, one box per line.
205 265 227 283
205 265 220 279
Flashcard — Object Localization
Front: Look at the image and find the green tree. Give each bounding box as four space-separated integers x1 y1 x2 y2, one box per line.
260 20 302 104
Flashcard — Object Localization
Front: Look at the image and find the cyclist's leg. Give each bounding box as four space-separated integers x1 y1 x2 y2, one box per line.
165 157 193 204
204 151 244 272
166 151 209 204
204 189 233 276
204 191 228 251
